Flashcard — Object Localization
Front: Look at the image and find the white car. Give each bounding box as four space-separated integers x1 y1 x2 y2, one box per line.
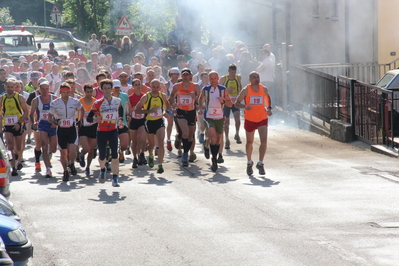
0 27 41 57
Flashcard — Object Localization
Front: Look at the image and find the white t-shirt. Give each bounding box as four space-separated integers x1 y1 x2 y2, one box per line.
259 56 275 82
120 84 132 94
45 72 62 92
88 39 100 53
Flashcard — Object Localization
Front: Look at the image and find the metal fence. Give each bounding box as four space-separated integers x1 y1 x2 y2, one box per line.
285 64 399 148
2 25 88 52
288 64 338 124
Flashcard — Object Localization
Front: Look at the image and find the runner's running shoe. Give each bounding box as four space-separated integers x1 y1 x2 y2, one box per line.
99 170 106 183
247 161 254 176
157 164 164 174
199 133 205 143
174 136 181 150
85 168 91 177
45 168 52 178
69 164 77 176
148 155 155 168
132 158 138 169
225 139 230 150
79 153 85 168
16 162 23 170
182 153 189 167
256 162 266 175
167 141 172 151
211 158 218 172
35 162 41 173
63 170 69 182
119 151 125 163
234 133 242 144
112 176 120 187
11 168 18 176
189 153 197 162
217 154 224 164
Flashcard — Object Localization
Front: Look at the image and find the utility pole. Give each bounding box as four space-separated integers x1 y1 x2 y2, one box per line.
44 0 47 27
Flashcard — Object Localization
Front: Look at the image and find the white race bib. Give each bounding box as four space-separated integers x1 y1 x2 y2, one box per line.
149 108 162 118
39 111 49 121
4 115 18 125
60 118 73 128
103 111 118 121
250 96 263 106
179 95 193 105
131 110 144 119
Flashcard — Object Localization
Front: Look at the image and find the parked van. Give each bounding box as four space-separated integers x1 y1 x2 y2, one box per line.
0 27 41 56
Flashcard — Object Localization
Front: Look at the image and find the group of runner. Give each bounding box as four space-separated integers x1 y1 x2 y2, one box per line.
0 44 273 187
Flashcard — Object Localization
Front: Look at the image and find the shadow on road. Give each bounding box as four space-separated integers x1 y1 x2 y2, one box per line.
88 189 126 204
245 176 280 188
205 173 238 184
138 173 173 186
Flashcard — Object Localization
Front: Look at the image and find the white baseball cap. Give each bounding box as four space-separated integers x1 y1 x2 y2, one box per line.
113 79 121 88
116 63 123 69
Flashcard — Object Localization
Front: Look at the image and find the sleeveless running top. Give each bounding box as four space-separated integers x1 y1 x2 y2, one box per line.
144 92 164 121
202 85 225 120
223 75 240 101
129 92 145 119
176 83 195 111
2 93 22 126
244 84 269 122
37 94 54 124
80 97 96 127
94 87 103 99
92 96 121 131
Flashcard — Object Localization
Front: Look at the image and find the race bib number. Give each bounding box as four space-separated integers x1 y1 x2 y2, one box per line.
210 108 222 116
131 110 144 119
103 111 117 121
39 112 49 121
4 115 18 125
180 95 193 105
250 96 263 106
60 118 73 128
149 108 162 118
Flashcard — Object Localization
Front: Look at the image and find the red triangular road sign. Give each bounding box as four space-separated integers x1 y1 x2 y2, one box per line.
116 15 133 30
51 4 61 14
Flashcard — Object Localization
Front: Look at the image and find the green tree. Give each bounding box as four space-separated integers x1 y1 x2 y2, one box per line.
0 7 15 26
126 0 177 41
61 0 110 38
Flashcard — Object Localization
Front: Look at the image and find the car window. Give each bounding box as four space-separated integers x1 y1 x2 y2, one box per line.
388 75 399 89
376 73 395 88
0 203 16 216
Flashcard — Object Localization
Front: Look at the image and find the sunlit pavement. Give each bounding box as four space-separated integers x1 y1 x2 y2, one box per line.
10 116 399 265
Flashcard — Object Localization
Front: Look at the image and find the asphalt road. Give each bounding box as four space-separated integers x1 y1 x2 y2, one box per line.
9 118 399 266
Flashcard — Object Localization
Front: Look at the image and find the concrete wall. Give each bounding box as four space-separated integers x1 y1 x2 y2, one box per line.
377 0 399 64
288 0 376 64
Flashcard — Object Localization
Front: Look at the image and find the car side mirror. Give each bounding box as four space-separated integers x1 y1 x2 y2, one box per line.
37 43 41 49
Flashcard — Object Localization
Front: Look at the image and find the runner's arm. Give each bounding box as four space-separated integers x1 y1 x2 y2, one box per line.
29 98 37 127
135 95 148 114
18 96 29 124
168 84 178 106
222 90 233 108
234 86 248 109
